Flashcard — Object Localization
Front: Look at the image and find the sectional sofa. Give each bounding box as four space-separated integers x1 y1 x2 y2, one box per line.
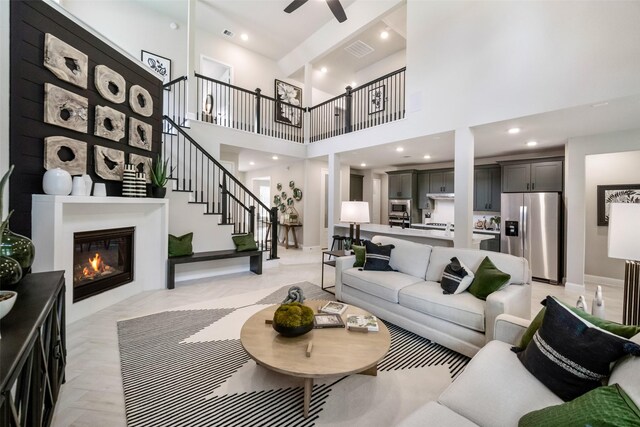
334 235 532 357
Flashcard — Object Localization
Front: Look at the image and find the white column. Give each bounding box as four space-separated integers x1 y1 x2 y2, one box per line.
327 153 342 245
186 0 197 121
454 128 474 248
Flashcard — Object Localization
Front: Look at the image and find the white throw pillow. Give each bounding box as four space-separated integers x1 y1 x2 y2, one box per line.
440 257 475 294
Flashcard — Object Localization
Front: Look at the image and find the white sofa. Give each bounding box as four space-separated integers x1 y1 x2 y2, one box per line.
334 235 531 357
398 314 640 426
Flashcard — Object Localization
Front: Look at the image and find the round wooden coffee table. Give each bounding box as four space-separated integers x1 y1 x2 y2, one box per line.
240 300 391 418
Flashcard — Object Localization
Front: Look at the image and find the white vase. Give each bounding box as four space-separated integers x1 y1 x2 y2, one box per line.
82 174 93 196
591 285 606 319
42 168 72 195
93 183 107 197
71 176 86 196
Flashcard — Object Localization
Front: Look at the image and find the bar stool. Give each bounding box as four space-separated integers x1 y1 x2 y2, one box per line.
330 235 346 252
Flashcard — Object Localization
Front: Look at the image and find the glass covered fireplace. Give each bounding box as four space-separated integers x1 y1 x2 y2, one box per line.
73 227 134 302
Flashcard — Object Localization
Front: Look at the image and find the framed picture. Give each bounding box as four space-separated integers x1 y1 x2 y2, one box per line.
596 184 640 226
313 313 345 328
368 85 385 114
141 50 171 89
274 79 302 128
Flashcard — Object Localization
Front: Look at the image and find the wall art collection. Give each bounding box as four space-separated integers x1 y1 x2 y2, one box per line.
596 184 640 226
274 79 302 128
42 33 161 189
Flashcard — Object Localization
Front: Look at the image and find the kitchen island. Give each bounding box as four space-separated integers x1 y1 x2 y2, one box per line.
335 223 495 249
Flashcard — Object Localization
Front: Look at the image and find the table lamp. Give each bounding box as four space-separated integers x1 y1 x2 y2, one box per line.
607 202 640 325
340 201 370 243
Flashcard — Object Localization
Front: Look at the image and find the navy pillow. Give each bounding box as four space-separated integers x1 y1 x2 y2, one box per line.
517 296 640 401
363 240 395 271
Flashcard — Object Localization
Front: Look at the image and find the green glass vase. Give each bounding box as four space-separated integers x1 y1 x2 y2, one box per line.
1 228 35 274
0 256 22 287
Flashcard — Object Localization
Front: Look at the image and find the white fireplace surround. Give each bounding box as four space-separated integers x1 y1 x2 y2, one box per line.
31 195 168 324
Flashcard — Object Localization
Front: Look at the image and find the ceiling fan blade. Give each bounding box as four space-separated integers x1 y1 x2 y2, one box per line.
326 0 347 22
284 0 309 14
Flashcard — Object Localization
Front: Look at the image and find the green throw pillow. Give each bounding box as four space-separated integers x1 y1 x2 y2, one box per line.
516 299 640 350
468 256 511 300
232 233 258 252
518 384 640 427
168 233 193 257
352 245 365 268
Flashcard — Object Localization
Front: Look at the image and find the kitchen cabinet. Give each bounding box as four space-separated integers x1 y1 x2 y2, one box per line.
478 232 500 252
501 159 563 193
349 174 363 201
474 166 501 211
387 171 416 199
417 172 431 209
429 170 454 193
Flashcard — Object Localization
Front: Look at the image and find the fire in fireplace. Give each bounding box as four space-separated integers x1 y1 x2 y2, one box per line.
73 227 134 302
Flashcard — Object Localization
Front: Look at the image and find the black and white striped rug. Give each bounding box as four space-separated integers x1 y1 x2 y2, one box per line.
117 282 470 427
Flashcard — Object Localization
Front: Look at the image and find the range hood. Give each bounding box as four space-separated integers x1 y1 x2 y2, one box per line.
427 193 455 200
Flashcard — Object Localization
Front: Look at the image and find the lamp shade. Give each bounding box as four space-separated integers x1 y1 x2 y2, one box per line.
340 201 370 224
608 203 640 261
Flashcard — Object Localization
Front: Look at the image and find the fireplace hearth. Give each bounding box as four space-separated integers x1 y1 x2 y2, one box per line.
73 227 134 302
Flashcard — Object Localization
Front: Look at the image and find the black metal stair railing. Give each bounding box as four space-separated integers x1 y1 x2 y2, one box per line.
309 67 406 142
162 115 279 259
163 75 188 131
195 73 305 143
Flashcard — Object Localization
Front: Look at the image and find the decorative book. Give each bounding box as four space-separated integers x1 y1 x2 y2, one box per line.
313 313 345 328
319 301 349 315
346 315 379 332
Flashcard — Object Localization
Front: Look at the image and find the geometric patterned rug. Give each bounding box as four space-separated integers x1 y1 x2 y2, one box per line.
117 282 470 426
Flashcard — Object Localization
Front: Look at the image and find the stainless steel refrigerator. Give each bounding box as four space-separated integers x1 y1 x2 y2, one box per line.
501 192 562 284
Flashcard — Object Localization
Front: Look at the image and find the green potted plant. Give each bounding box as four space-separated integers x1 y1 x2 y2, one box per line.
150 154 173 198
272 302 314 337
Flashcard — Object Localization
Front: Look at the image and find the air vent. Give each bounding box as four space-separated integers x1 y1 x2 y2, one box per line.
222 29 234 37
344 40 374 58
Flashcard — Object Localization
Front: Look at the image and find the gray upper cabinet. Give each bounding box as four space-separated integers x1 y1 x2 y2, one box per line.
349 174 364 201
429 170 454 193
417 173 430 209
502 160 563 192
474 166 501 211
388 172 414 199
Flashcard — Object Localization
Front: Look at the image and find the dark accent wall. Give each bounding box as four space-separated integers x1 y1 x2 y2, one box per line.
9 0 163 237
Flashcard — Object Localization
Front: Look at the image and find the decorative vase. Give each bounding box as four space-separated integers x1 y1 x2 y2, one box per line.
0 256 22 288
42 168 72 195
0 290 17 319
82 174 93 196
93 183 107 197
151 186 166 198
1 227 35 274
71 176 86 196
122 164 137 197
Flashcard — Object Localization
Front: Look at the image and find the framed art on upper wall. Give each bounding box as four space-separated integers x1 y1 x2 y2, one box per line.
596 184 640 226
274 79 302 128
141 50 171 89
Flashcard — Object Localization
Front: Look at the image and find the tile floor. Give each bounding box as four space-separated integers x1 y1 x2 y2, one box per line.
51 247 624 426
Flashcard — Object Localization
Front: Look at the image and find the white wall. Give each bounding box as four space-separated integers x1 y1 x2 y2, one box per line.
355 49 406 87
584 150 640 280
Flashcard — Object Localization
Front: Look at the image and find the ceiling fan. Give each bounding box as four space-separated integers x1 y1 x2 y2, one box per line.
284 0 347 23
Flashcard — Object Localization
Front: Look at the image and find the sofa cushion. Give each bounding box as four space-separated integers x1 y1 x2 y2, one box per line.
352 244 365 267
441 257 475 295
467 256 511 300
363 240 394 271
609 333 640 407
398 401 479 427
517 296 640 401
438 340 563 427
399 282 486 332
372 236 432 279
518 384 640 427
426 246 529 285
342 268 423 303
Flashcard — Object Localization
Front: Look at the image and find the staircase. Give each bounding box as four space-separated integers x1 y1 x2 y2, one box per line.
162 78 278 261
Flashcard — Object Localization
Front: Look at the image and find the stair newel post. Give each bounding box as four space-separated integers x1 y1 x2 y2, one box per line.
345 85 353 134
249 206 256 236
270 207 279 259
221 174 228 225
255 88 262 134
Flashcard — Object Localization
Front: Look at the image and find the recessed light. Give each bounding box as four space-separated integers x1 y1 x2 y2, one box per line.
396 147 404 152
508 127 521 134
423 155 431 159
351 81 357 87
249 161 255 165
321 67 327 73
526 141 538 147
380 30 389 39
240 33 249 41
360 163 366 167
591 101 609 108
169 22 179 30
272 155 278 160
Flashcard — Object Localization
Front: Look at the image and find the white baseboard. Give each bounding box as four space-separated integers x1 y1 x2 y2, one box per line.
564 282 586 294
584 274 623 287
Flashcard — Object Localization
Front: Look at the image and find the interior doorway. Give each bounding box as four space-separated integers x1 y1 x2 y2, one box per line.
200 56 233 124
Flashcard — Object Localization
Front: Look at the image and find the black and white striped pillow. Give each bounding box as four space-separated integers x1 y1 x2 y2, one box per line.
363 240 395 271
517 296 640 401
440 257 475 294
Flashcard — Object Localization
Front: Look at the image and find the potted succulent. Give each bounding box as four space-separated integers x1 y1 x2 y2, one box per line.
150 154 173 198
272 302 314 337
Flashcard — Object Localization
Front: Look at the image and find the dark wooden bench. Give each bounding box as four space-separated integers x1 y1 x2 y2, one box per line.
167 249 263 289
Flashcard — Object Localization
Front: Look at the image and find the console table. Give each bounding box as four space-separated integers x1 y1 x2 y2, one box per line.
0 271 66 427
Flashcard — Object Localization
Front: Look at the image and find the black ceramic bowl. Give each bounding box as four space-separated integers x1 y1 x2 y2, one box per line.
272 321 313 337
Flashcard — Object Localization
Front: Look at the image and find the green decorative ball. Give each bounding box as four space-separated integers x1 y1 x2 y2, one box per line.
273 303 314 337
